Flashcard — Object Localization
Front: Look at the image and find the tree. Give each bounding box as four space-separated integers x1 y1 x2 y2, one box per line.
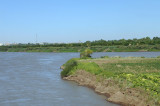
80 49 93 59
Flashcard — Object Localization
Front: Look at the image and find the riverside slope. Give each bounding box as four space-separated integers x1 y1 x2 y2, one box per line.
62 70 146 106
61 57 160 106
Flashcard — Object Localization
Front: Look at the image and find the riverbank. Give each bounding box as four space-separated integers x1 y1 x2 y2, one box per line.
1 45 160 52
61 57 160 106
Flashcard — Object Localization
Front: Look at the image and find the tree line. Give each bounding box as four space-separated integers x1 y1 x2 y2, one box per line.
1 37 160 49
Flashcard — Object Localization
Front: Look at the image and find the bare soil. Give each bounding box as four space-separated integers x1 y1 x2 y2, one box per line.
63 70 148 106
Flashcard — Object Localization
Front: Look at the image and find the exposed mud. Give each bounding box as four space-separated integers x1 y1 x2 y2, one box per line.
63 70 148 106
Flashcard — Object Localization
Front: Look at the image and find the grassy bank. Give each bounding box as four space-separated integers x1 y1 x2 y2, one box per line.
61 57 160 105
1 45 160 52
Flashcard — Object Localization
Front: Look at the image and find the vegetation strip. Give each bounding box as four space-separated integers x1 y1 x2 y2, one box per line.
61 56 160 106
1 37 160 52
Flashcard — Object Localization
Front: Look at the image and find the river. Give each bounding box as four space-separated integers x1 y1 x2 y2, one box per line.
0 52 160 106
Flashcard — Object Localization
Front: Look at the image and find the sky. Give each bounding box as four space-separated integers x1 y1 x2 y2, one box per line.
0 0 160 43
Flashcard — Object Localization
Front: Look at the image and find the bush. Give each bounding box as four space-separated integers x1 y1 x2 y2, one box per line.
80 49 93 59
61 58 78 77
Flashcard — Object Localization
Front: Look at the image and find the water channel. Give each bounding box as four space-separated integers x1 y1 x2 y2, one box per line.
0 52 160 106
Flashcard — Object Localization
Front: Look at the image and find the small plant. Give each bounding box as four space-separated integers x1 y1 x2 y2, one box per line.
80 49 93 59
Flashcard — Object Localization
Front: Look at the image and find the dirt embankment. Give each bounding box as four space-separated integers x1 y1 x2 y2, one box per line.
63 70 147 106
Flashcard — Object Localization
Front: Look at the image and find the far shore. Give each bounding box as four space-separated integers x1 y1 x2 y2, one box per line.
0 47 160 53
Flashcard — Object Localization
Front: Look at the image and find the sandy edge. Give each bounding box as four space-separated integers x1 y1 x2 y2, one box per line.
62 70 148 106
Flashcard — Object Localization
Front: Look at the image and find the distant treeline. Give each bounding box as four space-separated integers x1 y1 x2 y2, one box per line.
4 37 160 47
0 37 160 52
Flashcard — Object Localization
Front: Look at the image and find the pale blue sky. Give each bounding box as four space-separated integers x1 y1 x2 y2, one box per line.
0 0 160 43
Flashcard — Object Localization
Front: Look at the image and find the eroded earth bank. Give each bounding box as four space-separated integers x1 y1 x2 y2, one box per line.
61 57 160 106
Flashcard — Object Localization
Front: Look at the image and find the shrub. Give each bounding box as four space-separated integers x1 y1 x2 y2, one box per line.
80 49 93 59
61 58 78 77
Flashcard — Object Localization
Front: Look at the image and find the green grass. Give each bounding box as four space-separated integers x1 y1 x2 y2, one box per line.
61 58 79 77
95 57 160 105
61 59 102 76
61 57 160 105
74 62 102 75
